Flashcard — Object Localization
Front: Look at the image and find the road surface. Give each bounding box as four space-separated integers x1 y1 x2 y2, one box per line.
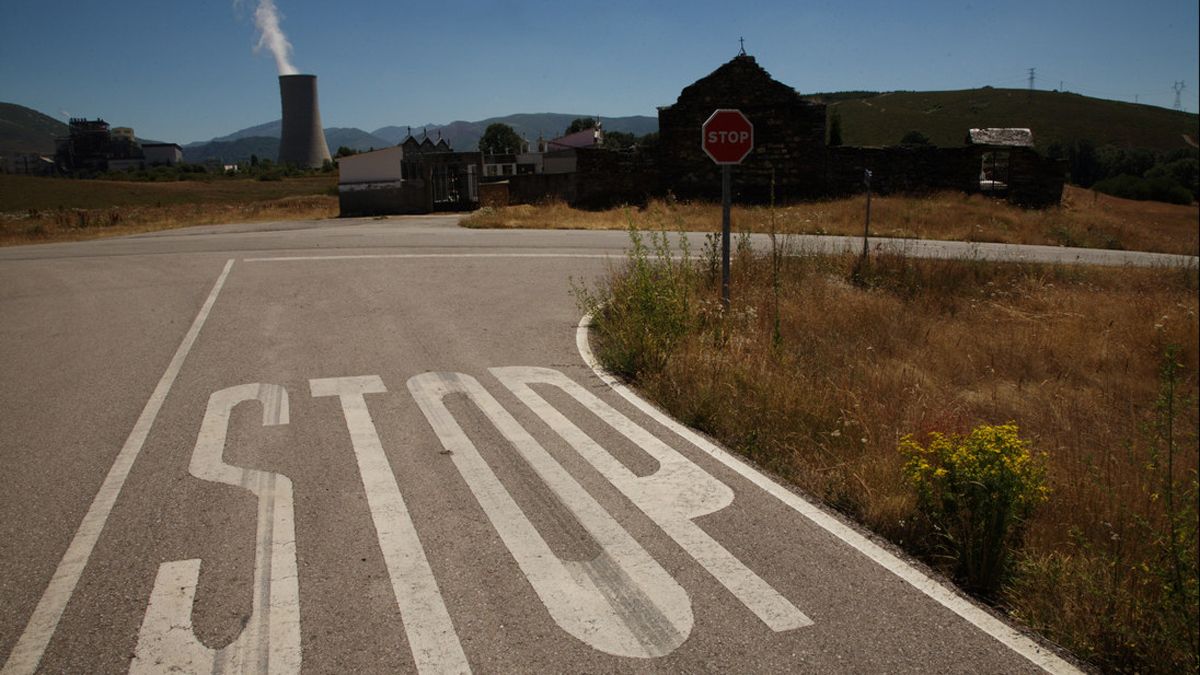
6 215 1182 673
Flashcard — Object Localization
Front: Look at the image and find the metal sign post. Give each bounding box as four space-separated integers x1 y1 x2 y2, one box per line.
701 109 754 311
862 169 873 259
721 165 732 308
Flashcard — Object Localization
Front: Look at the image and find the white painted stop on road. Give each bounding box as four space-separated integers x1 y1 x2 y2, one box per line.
702 109 754 164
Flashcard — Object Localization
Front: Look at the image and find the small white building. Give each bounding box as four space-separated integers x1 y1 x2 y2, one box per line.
337 146 405 190
482 153 519 178
968 128 1033 192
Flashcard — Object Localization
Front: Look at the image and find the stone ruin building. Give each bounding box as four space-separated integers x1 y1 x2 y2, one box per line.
656 54 828 203
338 53 1066 216
652 54 1065 207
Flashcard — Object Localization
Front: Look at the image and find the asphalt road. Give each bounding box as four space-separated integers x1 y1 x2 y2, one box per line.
4 215 1188 673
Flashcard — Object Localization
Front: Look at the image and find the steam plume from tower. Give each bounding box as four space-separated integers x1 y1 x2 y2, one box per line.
253 0 298 75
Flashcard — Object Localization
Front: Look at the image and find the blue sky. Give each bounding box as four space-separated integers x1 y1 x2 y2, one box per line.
1 0 1196 144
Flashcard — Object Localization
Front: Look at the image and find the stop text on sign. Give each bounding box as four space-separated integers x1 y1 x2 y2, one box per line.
701 108 754 164
706 130 751 144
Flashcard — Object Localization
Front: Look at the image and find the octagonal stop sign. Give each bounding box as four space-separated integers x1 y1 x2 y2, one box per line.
702 109 754 164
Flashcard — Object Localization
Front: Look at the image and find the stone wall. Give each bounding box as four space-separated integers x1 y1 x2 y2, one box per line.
573 148 660 208
1006 148 1067 207
505 173 578 205
338 183 428 216
826 146 1064 206
478 181 509 208
502 148 659 209
500 142 1064 209
824 146 980 196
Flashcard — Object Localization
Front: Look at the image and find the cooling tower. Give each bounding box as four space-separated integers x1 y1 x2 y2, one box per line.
278 74 331 168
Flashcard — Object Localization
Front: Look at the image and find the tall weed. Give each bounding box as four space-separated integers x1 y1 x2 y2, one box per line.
900 423 1048 596
577 219 1198 672
573 223 698 378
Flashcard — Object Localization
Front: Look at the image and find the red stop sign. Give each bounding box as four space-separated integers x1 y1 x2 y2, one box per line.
702 109 754 164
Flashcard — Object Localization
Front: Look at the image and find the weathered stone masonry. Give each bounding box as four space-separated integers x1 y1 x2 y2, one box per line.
650 54 1065 207
657 54 829 203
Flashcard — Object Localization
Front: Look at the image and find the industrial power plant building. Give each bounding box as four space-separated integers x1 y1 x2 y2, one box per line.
53 118 183 173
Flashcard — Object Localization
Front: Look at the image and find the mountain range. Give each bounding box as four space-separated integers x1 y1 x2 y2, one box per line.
0 104 659 164
3 90 1195 165
0 102 68 154
179 113 660 164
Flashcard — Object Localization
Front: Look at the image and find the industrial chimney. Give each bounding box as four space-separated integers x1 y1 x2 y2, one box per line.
277 74 331 168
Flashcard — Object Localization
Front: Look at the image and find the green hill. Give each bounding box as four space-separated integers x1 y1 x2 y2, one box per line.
0 102 67 154
819 88 1198 151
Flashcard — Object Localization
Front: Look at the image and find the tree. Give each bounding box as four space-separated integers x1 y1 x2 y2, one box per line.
602 130 637 150
565 117 598 135
1066 139 1099 186
478 123 523 154
335 146 359 158
899 130 931 146
1147 157 1198 196
828 110 844 146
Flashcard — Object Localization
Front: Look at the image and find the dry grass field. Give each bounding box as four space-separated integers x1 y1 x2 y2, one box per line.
464 186 1199 256
0 174 337 246
576 226 1198 672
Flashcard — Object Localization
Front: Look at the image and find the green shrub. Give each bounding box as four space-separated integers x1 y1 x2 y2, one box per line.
1146 157 1199 197
1093 174 1194 205
900 422 1048 596
573 224 697 379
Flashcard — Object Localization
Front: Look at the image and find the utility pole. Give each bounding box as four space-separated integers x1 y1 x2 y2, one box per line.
1173 81 1185 111
1028 67 1036 91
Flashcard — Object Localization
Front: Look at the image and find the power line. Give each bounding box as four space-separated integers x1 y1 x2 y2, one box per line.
1028 67 1036 91
1173 81 1185 111
1038 69 1188 107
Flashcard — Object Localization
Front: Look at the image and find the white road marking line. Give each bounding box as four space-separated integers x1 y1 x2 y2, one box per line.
239 242 1198 269
408 372 693 658
575 313 1084 675
1 259 236 675
493 366 812 632
131 384 300 674
310 376 469 674
243 253 618 263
